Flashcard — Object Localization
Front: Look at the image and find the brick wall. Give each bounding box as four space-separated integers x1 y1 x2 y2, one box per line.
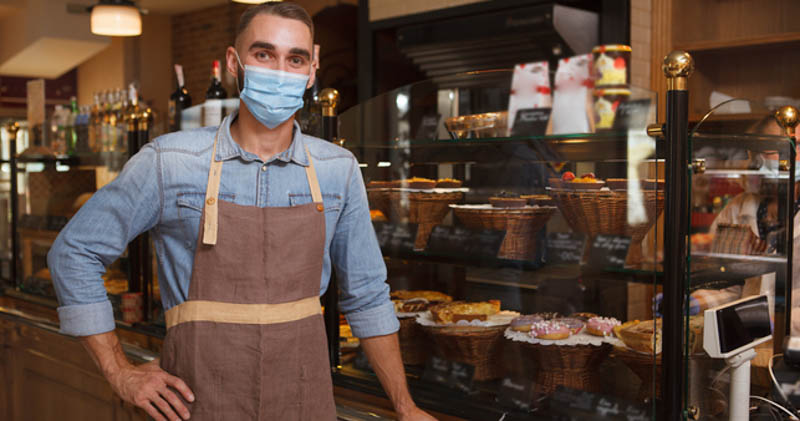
630 0 653 90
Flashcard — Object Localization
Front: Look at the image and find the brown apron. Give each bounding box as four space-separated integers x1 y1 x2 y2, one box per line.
160 127 336 420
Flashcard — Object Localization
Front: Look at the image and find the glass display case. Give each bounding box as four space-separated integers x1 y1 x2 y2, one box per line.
2 109 161 328
326 64 797 420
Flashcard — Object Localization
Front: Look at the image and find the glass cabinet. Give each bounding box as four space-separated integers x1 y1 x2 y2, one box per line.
328 69 797 420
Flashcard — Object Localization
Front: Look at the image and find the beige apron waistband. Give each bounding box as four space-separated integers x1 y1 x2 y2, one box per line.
165 296 322 329
202 128 324 246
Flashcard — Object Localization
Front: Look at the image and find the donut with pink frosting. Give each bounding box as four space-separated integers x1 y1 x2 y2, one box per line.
529 320 571 340
510 315 544 332
586 316 621 337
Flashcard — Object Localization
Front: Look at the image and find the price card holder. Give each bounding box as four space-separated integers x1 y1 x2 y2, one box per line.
426 226 504 260
422 356 475 393
372 222 418 255
497 376 539 412
586 234 631 269
612 99 652 131
510 108 551 137
546 232 586 264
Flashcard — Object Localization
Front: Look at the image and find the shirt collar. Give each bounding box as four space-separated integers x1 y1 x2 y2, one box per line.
215 110 310 167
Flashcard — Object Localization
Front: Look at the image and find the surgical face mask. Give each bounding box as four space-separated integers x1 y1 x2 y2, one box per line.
234 51 309 129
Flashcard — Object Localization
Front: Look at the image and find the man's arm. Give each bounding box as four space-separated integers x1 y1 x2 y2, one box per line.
48 143 193 420
360 333 436 421
81 332 194 421
329 156 434 420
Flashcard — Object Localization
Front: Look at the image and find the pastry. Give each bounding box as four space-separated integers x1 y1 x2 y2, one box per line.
436 178 463 188
402 177 436 189
553 317 585 335
367 180 391 189
510 315 544 332
586 316 621 337
520 194 553 206
569 172 606 190
429 300 501 324
570 312 598 321
617 319 662 354
530 320 571 340
391 290 452 313
489 191 526 208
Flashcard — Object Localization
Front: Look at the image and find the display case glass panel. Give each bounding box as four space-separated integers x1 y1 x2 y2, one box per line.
335 70 664 419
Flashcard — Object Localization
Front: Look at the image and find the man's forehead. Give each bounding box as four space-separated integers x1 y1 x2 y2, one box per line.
239 14 313 49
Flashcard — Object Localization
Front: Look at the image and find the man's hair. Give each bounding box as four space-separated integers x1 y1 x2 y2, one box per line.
235 2 314 47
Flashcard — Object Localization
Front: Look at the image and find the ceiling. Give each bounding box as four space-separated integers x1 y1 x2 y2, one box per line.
136 0 229 15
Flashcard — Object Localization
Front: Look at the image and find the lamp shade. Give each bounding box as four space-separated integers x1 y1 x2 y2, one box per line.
91 4 141 36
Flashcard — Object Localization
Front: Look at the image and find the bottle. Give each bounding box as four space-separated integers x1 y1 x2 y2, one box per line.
205 60 227 100
67 96 78 155
169 64 192 132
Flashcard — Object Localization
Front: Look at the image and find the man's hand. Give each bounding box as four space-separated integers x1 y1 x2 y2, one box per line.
110 360 194 421
80 331 194 421
397 405 438 421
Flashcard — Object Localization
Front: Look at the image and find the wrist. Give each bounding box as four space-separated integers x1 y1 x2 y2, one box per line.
393 396 417 416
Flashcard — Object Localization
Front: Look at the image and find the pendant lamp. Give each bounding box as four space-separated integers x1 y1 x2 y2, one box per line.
90 0 142 37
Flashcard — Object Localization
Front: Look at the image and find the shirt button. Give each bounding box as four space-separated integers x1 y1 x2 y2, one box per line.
261 165 267 172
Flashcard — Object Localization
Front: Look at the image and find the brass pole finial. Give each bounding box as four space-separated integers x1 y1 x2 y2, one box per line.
775 105 799 137
4 121 20 139
662 50 694 91
319 88 340 117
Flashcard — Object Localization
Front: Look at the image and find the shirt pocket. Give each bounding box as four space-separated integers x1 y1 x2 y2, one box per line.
288 193 342 213
176 192 236 218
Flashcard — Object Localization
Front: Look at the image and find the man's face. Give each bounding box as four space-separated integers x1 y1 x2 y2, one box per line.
226 14 316 89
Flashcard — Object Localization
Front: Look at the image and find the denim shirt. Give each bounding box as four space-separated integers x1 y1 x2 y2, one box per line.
48 112 398 339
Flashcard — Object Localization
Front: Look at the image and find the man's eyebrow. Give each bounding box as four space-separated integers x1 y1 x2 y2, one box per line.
248 41 276 51
289 48 311 60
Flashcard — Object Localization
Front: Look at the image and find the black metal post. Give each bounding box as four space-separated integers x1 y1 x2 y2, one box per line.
775 106 799 338
319 88 342 368
661 51 694 421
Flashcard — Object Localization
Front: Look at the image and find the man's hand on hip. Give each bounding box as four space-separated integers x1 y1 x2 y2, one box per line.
110 359 194 421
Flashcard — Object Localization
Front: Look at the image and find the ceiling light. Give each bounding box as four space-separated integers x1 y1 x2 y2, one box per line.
91 0 141 37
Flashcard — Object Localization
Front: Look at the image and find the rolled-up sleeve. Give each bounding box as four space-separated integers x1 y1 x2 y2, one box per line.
330 157 398 338
48 144 162 337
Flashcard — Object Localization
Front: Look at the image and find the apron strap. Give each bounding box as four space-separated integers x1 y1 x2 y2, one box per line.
304 146 323 205
202 128 224 245
203 133 324 246
165 296 322 329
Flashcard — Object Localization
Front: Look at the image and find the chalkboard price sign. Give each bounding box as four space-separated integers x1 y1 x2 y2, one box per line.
422 356 475 393
426 225 504 260
497 376 538 412
510 108 551 136
586 234 631 269
546 232 586 264
550 387 650 420
372 222 418 255
612 99 652 130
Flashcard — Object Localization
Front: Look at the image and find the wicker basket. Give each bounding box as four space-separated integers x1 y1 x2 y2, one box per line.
367 189 392 220
398 317 430 366
451 206 556 260
548 189 664 265
423 325 506 381
388 191 464 250
520 342 612 394
611 348 661 400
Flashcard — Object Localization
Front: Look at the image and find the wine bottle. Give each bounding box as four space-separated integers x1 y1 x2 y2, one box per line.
205 60 227 100
169 64 192 132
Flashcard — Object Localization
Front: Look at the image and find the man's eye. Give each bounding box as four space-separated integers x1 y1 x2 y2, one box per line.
290 57 304 65
256 52 270 60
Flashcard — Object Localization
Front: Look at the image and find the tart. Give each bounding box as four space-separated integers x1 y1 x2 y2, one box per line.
367 180 391 189
520 194 553 206
402 177 436 189
436 178 463 188
617 319 662 354
429 300 501 324
569 173 606 190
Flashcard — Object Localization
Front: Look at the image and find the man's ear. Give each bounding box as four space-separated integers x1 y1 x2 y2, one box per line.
307 44 320 89
225 46 240 79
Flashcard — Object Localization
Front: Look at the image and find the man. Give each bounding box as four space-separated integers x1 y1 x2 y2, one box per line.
48 3 435 420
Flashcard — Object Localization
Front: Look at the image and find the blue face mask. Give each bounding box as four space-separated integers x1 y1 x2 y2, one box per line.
235 51 309 129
